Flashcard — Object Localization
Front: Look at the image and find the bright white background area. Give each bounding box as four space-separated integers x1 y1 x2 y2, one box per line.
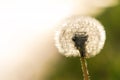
0 0 73 80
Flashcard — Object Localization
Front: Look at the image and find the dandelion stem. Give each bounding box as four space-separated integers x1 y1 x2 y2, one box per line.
80 57 90 80
72 33 90 80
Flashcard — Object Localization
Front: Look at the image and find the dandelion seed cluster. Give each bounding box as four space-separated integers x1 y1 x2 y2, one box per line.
55 16 106 58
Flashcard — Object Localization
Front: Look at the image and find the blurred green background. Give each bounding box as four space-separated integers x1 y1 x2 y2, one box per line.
47 2 120 80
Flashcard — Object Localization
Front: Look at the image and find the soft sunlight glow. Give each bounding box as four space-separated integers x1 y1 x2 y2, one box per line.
0 0 71 80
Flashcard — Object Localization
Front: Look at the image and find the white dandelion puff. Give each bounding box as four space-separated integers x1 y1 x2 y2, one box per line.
55 16 106 58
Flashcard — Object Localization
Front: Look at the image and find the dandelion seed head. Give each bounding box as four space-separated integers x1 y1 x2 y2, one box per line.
55 16 106 58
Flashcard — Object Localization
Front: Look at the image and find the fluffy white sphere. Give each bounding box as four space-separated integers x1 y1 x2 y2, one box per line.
55 16 106 58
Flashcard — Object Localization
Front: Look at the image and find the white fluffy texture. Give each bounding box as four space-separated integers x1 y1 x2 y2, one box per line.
55 16 106 58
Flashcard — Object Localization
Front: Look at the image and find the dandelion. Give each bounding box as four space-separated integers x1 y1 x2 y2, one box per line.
55 16 106 58
55 16 106 80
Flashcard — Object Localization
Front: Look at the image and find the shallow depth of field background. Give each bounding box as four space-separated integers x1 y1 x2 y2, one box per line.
48 1 120 80
0 0 120 80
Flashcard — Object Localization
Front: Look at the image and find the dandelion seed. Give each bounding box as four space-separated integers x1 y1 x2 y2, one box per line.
55 16 106 58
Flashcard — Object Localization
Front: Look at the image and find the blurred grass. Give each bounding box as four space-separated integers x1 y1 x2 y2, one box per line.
47 2 120 80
